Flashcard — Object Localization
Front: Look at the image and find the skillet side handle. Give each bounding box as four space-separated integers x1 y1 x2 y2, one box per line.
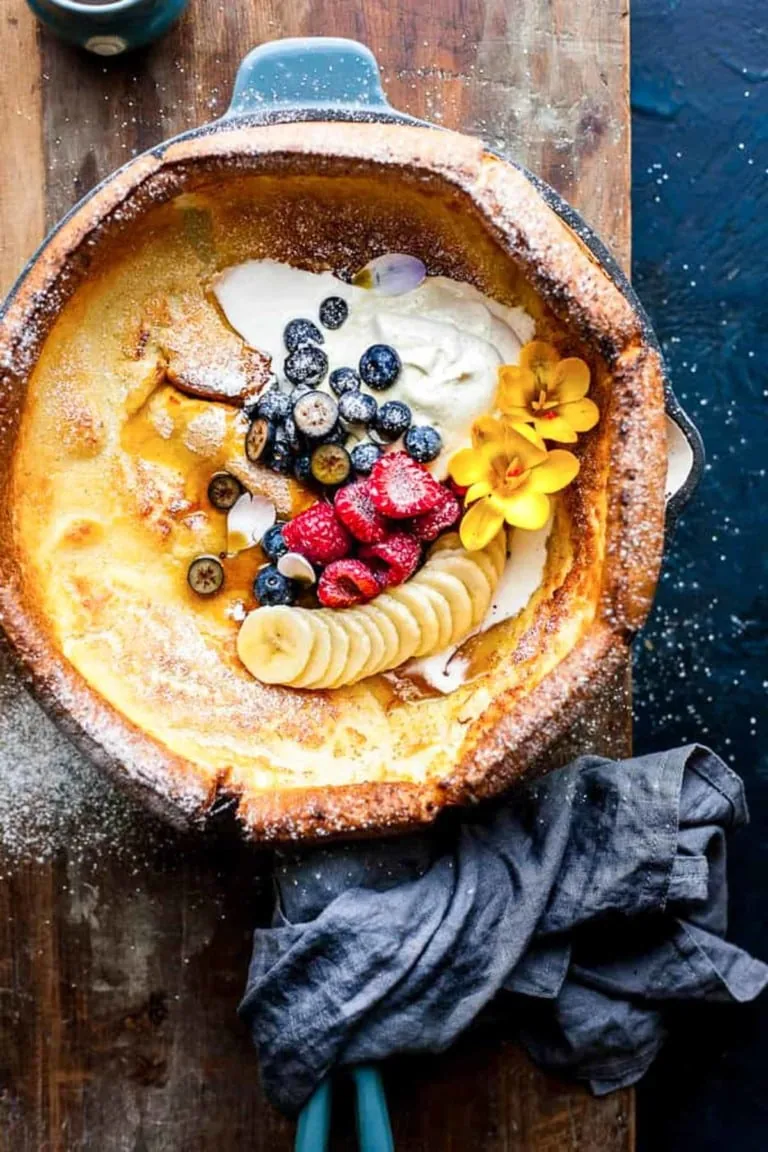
225 37 394 119
664 396 705 535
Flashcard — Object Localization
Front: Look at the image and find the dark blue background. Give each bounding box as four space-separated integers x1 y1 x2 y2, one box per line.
631 1 767 1148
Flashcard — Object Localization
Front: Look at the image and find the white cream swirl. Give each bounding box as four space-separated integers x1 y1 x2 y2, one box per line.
213 259 534 477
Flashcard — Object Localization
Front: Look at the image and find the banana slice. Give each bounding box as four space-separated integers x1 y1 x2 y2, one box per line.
417 568 474 645
431 544 499 593
345 608 386 683
374 592 422 667
417 581 454 650
389 583 440 657
485 529 508 579
319 612 351 688
431 530 505 581
237 606 314 685
429 554 493 626
360 602 401 675
291 614 334 689
464 547 500 593
327 610 372 688
428 531 462 557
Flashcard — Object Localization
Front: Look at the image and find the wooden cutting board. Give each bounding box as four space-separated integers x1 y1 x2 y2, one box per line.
0 1 634 1148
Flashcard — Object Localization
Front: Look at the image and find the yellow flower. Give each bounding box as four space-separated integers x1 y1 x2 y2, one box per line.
497 341 599 444
449 420 580 549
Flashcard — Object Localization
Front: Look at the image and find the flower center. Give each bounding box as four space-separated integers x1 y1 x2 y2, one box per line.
489 452 510 486
502 455 528 492
530 387 559 415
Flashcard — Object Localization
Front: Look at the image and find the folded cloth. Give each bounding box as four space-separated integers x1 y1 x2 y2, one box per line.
239 745 768 1116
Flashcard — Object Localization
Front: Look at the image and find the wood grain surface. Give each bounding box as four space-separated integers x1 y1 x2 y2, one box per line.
0 0 633 1148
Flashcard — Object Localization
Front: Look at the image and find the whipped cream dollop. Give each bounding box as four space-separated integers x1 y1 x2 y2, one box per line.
213 259 535 477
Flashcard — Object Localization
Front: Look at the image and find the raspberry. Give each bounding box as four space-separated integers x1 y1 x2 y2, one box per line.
318 558 380 608
369 451 445 519
409 488 461 542
359 532 422 588
333 479 390 544
282 502 351 566
446 476 469 500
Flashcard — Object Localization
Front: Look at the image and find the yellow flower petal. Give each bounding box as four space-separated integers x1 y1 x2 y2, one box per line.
459 499 505 551
497 365 535 411
465 480 492 504
560 396 600 432
528 449 580 494
449 447 488 487
508 420 546 449
553 357 591 403
472 413 507 448
502 421 548 465
532 414 578 444
500 404 535 424
520 341 559 381
490 488 551 531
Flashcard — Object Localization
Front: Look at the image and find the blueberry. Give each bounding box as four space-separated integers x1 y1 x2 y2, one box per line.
188 554 224 597
320 422 349 446
244 380 277 420
207 471 242 511
350 441 383 476
254 565 296 606
261 523 288 562
267 438 294 475
280 414 303 453
255 387 292 422
290 381 312 398
338 390 377 426
293 389 338 440
294 453 313 483
310 443 352 487
374 400 411 442
319 296 349 330
359 344 401 390
284 344 329 387
283 318 324 352
245 417 276 464
329 367 361 397
404 424 443 463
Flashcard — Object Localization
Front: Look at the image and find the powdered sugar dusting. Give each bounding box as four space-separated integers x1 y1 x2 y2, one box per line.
150 405 174 439
183 406 227 454
0 643 160 866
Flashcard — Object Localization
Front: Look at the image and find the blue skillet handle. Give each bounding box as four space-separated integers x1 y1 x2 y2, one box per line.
226 37 397 119
295 1076 332 1152
294 1065 393 1152
353 1065 395 1152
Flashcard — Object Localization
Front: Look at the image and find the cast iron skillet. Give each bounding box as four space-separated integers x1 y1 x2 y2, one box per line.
0 38 703 835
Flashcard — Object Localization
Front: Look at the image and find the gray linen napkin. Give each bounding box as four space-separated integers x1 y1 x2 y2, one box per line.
239 745 768 1116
